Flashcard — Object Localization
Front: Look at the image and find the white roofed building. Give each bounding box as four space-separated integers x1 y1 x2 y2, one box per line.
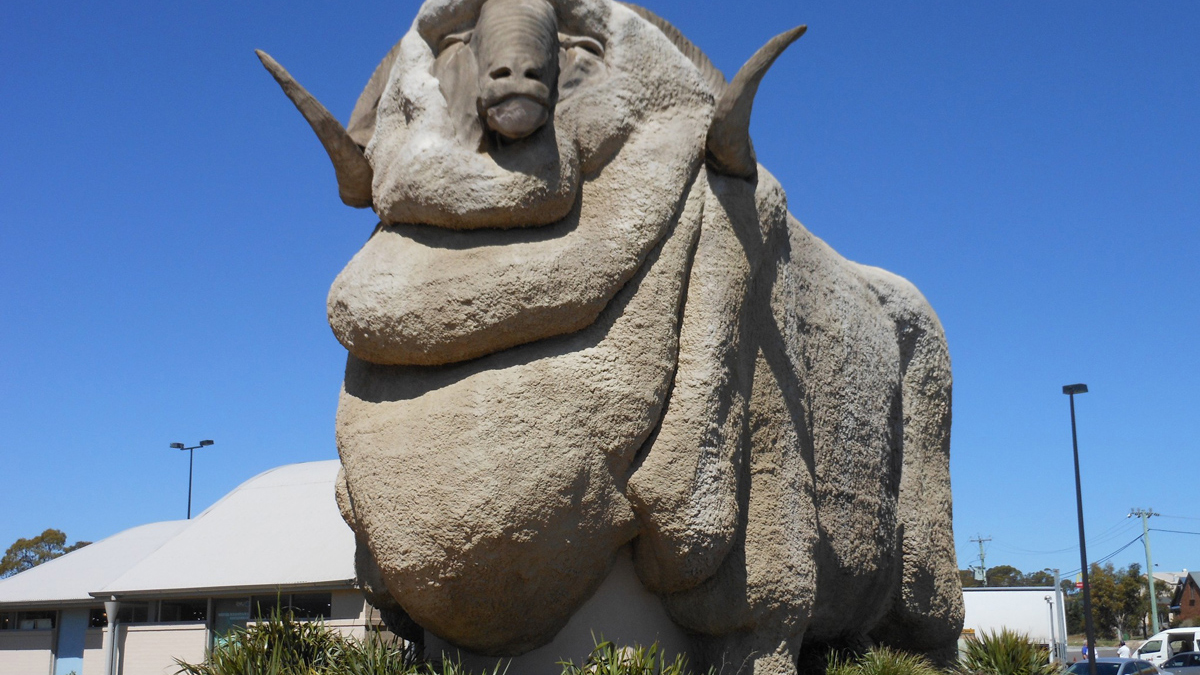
0 461 385 675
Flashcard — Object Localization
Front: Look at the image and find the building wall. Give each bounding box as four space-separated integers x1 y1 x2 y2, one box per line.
0 629 54 675
55 608 90 675
116 623 207 675
1181 579 1200 623
962 587 1064 645
331 590 367 622
81 629 104 675
1 592 378 675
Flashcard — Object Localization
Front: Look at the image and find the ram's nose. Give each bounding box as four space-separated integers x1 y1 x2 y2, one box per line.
474 0 558 140
480 78 551 140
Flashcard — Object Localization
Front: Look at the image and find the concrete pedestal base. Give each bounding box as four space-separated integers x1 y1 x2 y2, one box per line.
424 547 690 675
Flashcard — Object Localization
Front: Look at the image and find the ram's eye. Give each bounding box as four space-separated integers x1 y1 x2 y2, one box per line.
561 35 604 58
438 30 473 54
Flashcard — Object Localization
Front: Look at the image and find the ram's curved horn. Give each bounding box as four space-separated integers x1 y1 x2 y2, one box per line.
705 25 806 180
256 50 374 209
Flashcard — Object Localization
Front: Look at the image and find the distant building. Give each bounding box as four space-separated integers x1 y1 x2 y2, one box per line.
0 461 386 675
961 586 1069 663
1155 571 1188 587
1171 572 1200 625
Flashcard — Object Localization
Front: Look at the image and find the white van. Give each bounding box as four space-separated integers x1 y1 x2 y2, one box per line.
1137 628 1200 666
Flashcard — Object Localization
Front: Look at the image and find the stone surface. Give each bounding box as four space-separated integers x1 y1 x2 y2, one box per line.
423 547 692 675
265 0 963 673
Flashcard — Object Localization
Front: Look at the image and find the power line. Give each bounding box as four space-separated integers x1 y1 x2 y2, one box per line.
987 518 1138 556
990 542 1077 555
1158 514 1200 522
1099 533 1142 564
1087 520 1143 546
1062 534 1144 577
969 517 1172 573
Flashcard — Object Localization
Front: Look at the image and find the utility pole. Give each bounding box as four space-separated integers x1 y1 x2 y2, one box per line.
971 534 991 585
1130 507 1160 634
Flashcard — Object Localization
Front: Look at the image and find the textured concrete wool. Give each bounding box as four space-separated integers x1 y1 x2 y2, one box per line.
262 0 963 673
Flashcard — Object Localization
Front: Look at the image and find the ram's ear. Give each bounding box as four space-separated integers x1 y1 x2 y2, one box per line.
346 39 405 150
256 50 374 208
706 25 805 180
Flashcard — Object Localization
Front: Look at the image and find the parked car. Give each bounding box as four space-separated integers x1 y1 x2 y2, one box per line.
1067 658 1162 675
1161 652 1200 675
1139 629 1200 667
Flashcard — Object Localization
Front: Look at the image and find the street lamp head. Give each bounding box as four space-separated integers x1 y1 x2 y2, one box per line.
199 440 214 446
170 442 185 449
1062 384 1089 395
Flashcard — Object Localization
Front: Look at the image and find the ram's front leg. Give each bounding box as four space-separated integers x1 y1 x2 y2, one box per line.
626 172 754 594
694 631 804 675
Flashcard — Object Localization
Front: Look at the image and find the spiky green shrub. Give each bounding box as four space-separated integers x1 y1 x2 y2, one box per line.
826 646 944 675
419 654 508 675
332 630 421 675
178 613 711 675
960 629 1060 675
175 609 418 675
558 639 707 675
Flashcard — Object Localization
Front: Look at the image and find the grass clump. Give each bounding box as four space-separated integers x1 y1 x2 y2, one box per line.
826 646 944 675
558 639 708 675
960 629 1059 675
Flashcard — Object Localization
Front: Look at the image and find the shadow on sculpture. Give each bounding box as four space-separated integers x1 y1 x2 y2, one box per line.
258 0 963 673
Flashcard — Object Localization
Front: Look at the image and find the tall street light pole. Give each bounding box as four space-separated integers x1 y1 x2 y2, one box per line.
1063 383 1096 675
170 440 214 518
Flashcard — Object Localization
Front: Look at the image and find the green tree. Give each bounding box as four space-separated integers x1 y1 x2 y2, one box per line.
1082 563 1149 639
1113 563 1148 638
0 529 90 578
1022 569 1056 587
1060 579 1077 596
1065 591 1084 634
1088 562 1120 638
959 564 1061 589
989 565 1025 587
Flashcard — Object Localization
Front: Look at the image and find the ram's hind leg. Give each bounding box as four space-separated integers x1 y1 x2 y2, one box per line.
857 265 963 665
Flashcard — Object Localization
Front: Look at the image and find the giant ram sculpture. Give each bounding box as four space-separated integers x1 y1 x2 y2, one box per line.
258 0 963 672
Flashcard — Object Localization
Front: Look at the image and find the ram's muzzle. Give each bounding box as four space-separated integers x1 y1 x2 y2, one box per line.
473 0 559 140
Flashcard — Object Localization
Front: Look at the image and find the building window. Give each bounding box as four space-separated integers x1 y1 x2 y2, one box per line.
160 599 208 622
288 594 332 619
251 593 331 620
115 603 149 624
88 608 107 627
213 597 251 637
251 594 283 619
17 611 56 629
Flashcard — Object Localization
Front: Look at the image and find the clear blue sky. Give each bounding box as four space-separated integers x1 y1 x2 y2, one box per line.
2 1 1197 582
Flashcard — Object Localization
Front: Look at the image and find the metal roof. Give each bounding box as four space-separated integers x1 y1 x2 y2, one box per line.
0 461 356 607
0 521 188 608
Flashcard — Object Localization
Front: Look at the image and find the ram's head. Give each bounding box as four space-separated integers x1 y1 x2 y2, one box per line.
259 0 801 367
